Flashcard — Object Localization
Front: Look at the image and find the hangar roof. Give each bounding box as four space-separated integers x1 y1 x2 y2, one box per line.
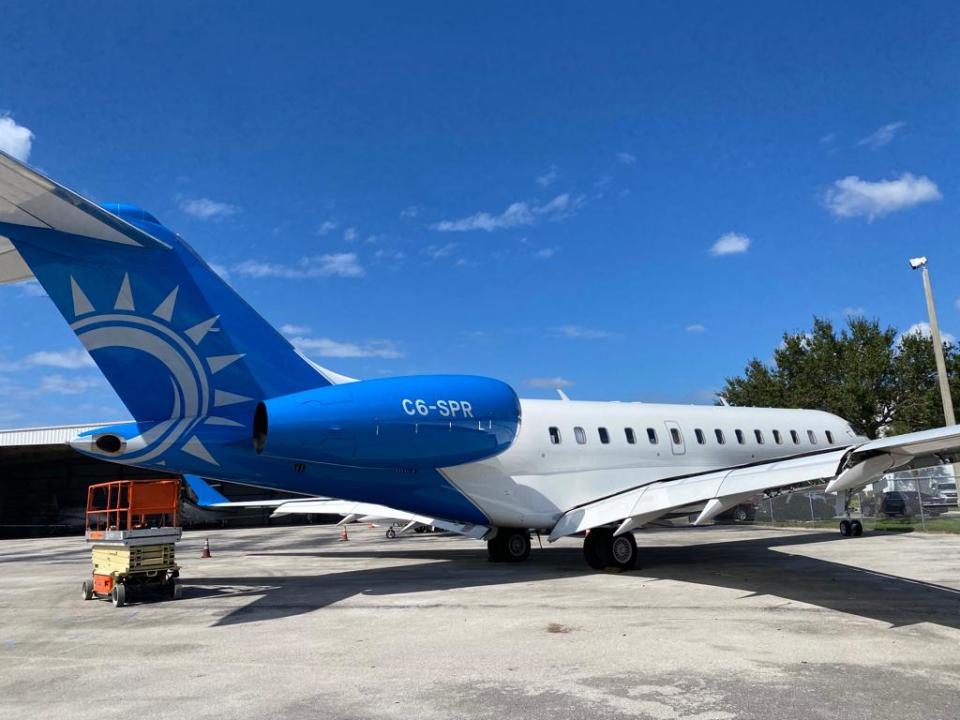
0 422 126 448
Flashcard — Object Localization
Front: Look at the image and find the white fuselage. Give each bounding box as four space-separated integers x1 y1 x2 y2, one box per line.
442 399 861 529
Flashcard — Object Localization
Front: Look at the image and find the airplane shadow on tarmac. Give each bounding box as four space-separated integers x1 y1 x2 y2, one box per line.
186 530 960 629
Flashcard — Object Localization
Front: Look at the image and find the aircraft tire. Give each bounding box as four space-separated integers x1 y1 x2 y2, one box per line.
839 520 851 537
386 527 396 539
608 532 638 570
851 520 863 537
583 528 613 569
487 529 530 562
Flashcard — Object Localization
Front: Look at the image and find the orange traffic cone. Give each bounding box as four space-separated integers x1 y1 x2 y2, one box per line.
368 523 376 529
339 525 349 541
201 538 212 558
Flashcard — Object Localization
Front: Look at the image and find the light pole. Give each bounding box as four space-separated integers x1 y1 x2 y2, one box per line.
909 256 956 426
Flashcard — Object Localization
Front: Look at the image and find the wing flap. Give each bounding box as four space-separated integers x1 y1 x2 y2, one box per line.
550 448 850 540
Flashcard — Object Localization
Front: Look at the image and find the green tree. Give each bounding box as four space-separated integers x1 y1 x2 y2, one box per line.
721 317 959 438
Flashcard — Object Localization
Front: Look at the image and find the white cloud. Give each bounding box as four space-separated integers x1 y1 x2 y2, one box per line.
343 227 358 242
536 165 558 187
710 232 751 256
280 323 311 336
317 220 338 236
179 197 239 220
232 253 365 279
373 248 406 263
555 325 611 339
527 376 574 388
685 324 706 333
842 306 865 317
26 348 95 369
857 121 906 149
901 322 956 345
13 280 46 298
534 247 558 259
208 262 231 281
0 116 33 162
432 193 574 232
423 243 457 260
617 151 636 165
823 173 941 221
290 336 402 359
400 206 420 219
38 374 101 395
819 132 836 145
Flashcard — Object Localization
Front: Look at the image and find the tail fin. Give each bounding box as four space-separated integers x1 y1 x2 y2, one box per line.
0 151 330 429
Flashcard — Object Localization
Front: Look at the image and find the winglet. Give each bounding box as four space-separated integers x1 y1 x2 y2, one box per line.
557 389 570 401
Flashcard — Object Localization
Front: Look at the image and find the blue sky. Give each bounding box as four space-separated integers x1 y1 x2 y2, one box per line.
1 2 958 427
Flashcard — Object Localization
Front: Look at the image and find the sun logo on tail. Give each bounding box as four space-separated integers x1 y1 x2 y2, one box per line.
69 272 250 466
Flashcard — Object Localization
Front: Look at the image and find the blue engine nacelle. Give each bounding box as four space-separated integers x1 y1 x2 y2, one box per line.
254 375 521 469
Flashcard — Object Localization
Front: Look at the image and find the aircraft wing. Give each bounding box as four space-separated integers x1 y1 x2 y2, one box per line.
183 475 489 539
0 150 170 284
550 424 960 541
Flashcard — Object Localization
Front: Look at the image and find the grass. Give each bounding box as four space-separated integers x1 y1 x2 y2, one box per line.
755 517 960 534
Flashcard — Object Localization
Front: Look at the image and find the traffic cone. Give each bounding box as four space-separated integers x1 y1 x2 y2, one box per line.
201 538 212 558
339 524 349 541
367 522 376 529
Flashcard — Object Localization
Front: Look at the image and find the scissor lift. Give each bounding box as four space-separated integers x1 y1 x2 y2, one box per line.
82 479 183 607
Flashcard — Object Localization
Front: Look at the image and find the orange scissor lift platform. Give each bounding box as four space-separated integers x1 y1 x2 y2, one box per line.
82 479 183 608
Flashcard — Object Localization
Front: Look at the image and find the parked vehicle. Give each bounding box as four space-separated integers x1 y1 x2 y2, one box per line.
717 503 756 522
880 491 907 517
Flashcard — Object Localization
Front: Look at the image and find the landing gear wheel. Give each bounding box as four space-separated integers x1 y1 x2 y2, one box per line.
734 506 749 522
487 529 531 562
839 519 852 537
584 528 637 571
851 520 863 537
111 583 126 608
81 580 93 601
608 532 638 570
385 527 396 539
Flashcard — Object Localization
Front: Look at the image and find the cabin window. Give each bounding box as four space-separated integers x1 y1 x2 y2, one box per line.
715 429 726 444
625 428 636 444
735 429 745 444
670 427 682 445
695 428 705 445
790 430 800 444
549 427 561 444
754 429 765 444
807 430 817 444
598 427 610 444
825 430 834 444
773 429 782 444
574 427 587 444
647 427 658 444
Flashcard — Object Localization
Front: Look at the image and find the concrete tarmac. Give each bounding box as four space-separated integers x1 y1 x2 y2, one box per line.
1 524 959 719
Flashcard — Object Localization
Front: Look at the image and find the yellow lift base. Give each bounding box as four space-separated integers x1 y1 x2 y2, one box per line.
82 480 183 608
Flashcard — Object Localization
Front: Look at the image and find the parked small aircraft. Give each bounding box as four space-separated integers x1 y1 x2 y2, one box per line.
2 150 958 570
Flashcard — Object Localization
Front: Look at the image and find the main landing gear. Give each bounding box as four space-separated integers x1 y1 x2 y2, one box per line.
839 519 863 537
583 528 638 571
487 528 531 562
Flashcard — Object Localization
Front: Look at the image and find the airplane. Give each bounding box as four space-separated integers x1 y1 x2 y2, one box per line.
2 148 960 571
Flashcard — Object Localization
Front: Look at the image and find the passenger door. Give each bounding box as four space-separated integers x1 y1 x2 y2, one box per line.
663 420 686 456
